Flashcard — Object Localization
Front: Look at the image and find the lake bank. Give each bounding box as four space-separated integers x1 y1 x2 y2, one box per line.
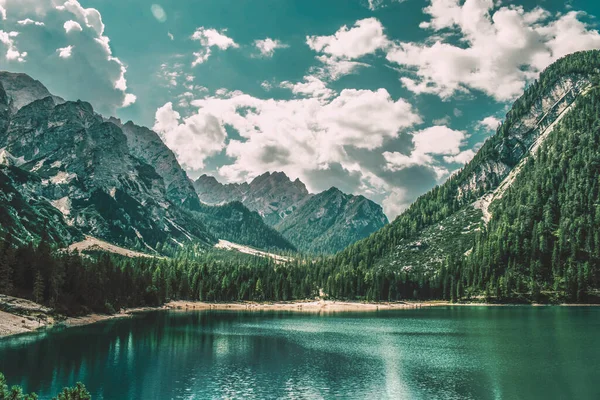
2 296 599 339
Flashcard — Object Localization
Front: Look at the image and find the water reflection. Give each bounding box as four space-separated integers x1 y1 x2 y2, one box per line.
0 307 599 399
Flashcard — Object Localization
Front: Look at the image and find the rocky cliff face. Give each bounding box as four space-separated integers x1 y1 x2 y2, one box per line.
0 94 213 250
194 172 388 253
0 72 64 113
195 172 309 225
111 119 202 210
457 75 590 199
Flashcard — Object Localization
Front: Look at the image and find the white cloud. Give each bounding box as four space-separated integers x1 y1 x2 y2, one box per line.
0 30 26 62
307 18 390 80
381 188 410 221
17 18 44 26
478 116 501 131
307 18 389 59
56 0 105 35
63 20 82 33
312 55 369 81
0 6 6 20
443 149 476 165
383 125 467 179
280 75 335 101
168 31 174 40
191 27 238 66
150 4 166 23
386 1 600 101
122 93 137 108
254 38 288 57
261 81 272 91
367 0 407 11
154 102 227 170
0 0 135 113
56 45 73 58
155 88 421 185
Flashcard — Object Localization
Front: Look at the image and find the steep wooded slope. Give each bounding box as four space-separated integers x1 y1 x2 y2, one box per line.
327 51 600 301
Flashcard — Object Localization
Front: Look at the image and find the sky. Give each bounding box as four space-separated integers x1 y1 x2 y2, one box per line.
1 0 600 219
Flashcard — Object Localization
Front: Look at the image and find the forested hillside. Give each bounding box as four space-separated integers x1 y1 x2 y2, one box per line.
275 187 389 254
320 50 600 302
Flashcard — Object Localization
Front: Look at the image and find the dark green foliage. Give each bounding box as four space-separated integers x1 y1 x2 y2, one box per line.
51 383 91 400
195 202 296 252
0 233 311 314
317 50 600 300
0 372 89 400
455 85 600 302
275 188 388 254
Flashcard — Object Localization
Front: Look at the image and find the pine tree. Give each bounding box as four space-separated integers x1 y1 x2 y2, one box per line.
33 271 45 304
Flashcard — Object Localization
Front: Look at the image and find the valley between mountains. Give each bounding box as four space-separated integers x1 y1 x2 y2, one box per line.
1 51 600 325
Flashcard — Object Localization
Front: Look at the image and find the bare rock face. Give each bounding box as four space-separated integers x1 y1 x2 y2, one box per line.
0 72 64 113
457 74 590 199
116 119 202 210
0 96 213 248
195 172 308 225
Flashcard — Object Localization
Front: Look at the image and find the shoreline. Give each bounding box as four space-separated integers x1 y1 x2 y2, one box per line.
2 298 599 340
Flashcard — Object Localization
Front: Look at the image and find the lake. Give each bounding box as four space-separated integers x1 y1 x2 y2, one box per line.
0 307 599 399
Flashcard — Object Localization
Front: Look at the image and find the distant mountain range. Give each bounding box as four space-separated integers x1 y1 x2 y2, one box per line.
194 172 388 253
0 71 387 256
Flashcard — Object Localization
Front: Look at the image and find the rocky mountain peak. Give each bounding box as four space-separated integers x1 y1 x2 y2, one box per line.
119 120 201 210
0 71 64 113
194 172 388 253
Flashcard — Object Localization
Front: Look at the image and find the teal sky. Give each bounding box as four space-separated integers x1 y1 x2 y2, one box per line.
1 0 600 218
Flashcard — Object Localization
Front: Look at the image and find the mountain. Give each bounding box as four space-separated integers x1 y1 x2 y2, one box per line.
194 172 388 253
275 187 389 254
110 118 202 210
323 50 600 302
0 71 64 113
0 72 293 254
194 172 309 225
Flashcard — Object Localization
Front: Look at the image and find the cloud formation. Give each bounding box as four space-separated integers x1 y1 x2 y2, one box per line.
478 116 501 131
386 0 600 101
63 20 82 33
154 102 227 170
254 38 288 57
191 27 238 66
0 0 136 114
56 45 73 58
307 18 389 80
383 125 467 179
155 88 421 200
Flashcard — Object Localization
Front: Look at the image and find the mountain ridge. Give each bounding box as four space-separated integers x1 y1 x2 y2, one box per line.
194 171 389 253
0 72 294 254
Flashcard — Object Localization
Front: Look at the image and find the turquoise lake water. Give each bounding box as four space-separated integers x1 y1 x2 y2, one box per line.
0 306 599 399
